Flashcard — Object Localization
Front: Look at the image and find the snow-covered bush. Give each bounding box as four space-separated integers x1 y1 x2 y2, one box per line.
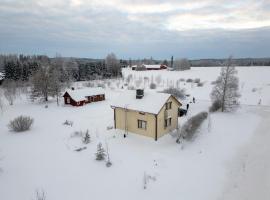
63 120 73 126
83 82 95 88
33 189 46 200
194 78 200 83
97 83 105 88
162 87 186 99
179 78 185 82
181 112 208 140
186 78 193 83
197 82 204 87
8 115 34 132
251 88 257 92
209 100 222 112
128 85 135 90
95 143 106 161
150 83 157 89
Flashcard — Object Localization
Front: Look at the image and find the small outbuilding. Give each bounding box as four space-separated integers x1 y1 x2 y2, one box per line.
132 64 167 71
111 89 182 140
63 87 105 106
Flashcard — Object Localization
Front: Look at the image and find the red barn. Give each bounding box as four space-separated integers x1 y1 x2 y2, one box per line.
132 64 167 70
63 87 105 107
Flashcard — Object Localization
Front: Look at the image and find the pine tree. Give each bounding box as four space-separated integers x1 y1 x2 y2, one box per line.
95 143 106 161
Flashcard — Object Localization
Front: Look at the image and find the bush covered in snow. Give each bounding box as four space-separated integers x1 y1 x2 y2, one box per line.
97 83 105 88
197 82 204 87
179 78 185 82
83 82 95 88
8 115 34 132
162 87 186 99
181 112 208 140
209 100 222 112
63 120 73 126
150 83 157 89
194 78 200 83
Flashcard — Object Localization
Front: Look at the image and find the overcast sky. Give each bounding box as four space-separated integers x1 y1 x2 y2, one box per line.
1 0 270 59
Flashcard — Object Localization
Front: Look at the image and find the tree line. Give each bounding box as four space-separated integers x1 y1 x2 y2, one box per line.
0 53 125 105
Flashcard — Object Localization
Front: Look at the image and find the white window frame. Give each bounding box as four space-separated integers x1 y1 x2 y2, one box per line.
138 120 147 130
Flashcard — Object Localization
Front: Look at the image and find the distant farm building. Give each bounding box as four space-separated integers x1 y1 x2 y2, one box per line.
132 64 167 71
63 87 105 106
111 89 182 140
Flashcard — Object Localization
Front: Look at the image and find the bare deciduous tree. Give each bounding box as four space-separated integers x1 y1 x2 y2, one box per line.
2 79 17 105
174 58 190 71
105 53 120 76
210 57 241 112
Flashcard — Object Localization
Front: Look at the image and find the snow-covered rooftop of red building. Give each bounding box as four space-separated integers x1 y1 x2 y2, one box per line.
64 87 105 102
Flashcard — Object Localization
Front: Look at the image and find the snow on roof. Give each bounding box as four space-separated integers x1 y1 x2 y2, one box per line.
111 91 172 114
142 64 162 69
65 87 105 102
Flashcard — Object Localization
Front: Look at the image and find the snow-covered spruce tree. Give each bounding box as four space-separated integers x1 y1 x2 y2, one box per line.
210 57 240 112
95 143 106 161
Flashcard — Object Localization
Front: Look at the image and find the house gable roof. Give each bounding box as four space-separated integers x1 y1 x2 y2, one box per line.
63 87 104 102
111 91 181 115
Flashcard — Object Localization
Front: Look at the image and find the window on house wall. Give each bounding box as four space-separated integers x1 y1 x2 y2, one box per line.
138 120 147 130
165 102 172 110
165 117 172 128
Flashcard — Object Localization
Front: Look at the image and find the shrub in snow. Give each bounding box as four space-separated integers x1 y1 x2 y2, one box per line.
197 82 204 87
82 130 90 144
95 143 106 161
106 126 113 130
179 78 185 82
8 115 34 132
127 85 135 90
211 80 217 85
209 100 222 112
97 83 105 88
251 88 257 92
83 82 95 88
33 189 46 200
162 87 186 99
63 120 73 126
194 78 200 83
186 78 193 83
150 83 157 89
181 112 208 140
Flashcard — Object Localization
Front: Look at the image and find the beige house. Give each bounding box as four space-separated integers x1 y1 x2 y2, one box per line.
111 90 182 140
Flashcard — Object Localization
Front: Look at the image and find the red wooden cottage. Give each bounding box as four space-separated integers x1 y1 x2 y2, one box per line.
63 87 105 106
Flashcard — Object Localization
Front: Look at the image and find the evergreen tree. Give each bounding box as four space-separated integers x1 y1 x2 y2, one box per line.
95 143 106 161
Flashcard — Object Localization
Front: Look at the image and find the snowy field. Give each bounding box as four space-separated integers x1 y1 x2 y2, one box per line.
0 67 270 200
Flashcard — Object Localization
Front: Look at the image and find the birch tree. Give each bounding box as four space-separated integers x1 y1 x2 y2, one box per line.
210 57 240 112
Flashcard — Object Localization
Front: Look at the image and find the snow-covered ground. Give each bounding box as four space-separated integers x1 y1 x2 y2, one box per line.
0 67 269 200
